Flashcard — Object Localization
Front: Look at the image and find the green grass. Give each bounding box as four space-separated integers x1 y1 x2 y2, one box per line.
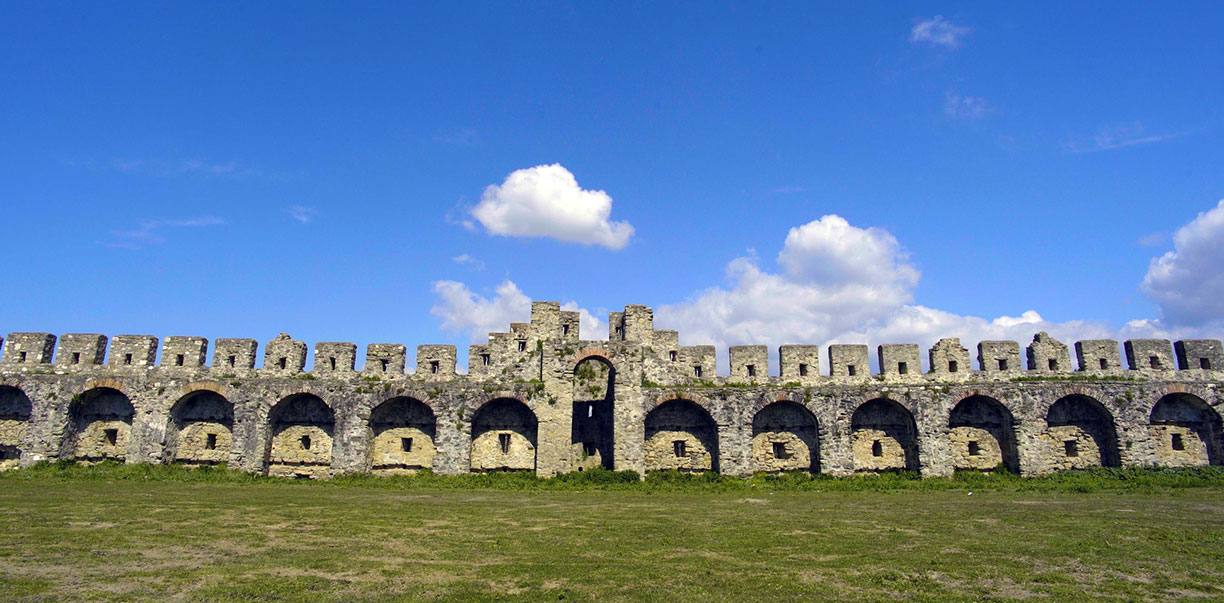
1 464 1223 600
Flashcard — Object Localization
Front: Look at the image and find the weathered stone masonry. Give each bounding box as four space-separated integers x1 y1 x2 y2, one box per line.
1 302 1222 478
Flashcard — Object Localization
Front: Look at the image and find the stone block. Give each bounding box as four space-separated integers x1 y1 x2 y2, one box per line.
364 343 406 375
263 333 306 373
417 345 456 378
779 345 820 381
1175 340 1224 371
1026 332 1070 373
161 336 208 368
729 345 768 381
1125 339 1174 371
213 338 258 370
530 301 562 341
680 345 716 380
2 333 55 365
1074 340 1121 372
313 342 356 374
978 341 1021 373
928 338 970 375
559 310 580 342
108 335 158 367
878 344 920 377
55 333 107 367
828 344 869 378
468 345 492 377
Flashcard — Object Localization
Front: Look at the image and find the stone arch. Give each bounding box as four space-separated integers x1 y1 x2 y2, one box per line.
571 355 615 471
948 395 1019 473
470 398 537 472
0 386 32 469
265 393 334 478
644 399 718 473
1149 393 1223 466
1046 395 1120 469
166 391 234 466
368 397 437 474
850 398 919 472
65 387 135 462
751 401 819 473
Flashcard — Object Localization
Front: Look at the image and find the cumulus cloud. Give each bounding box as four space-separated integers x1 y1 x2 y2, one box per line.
430 279 607 344
1141 200 1224 327
944 92 993 120
656 215 1113 374
471 164 634 250
910 16 972 49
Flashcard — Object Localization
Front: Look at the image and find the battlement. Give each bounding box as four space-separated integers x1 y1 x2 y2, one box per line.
1 301 1221 479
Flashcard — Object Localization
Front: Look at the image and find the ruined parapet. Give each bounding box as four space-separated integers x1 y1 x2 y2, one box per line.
829 344 870 379
978 341 1021 373
213 338 258 371
878 344 920 378
468 344 492 377
509 323 531 356
530 301 563 342
610 305 653 343
108 335 158 367
263 333 306 373
1026 332 1070 373
1075 340 1121 372
680 345 716 380
313 342 356 374
560 311 581 343
779 345 820 383
161 336 208 368
417 345 456 378
1125 339 1174 372
729 346 768 382
928 338 970 376
652 330 679 361
2 333 55 365
1175 340 1224 371
364 344 406 375
55 334 107 367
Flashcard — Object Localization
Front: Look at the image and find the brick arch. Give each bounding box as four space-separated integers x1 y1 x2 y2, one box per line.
181 381 228 396
575 348 618 369
645 393 718 418
355 389 438 418
81 378 127 397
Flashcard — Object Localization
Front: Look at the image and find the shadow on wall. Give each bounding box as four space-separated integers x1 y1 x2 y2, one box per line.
470 398 537 472
851 398 919 472
1046 395 1120 469
644 399 718 473
265 393 334 479
751 401 819 473
1150 393 1223 466
368 397 437 475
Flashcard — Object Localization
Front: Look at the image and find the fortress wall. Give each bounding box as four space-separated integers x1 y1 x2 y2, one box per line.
0 302 1220 479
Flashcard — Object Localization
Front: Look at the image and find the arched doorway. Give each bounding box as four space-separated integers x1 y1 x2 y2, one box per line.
66 387 135 462
643 399 718 472
1149 393 1223 466
948 395 1018 473
265 393 334 478
751 401 819 473
369 397 436 474
851 398 919 472
0 386 32 469
1046 395 1120 469
166 390 233 465
571 356 615 471
470 398 537 472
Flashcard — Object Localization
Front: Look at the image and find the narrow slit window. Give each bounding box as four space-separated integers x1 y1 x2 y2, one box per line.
228 355 236 367
871 440 882 457
1064 440 1078 457
694 366 703 378
673 440 686 457
517 341 526 352
799 363 808 376
401 437 413 453
1171 434 1185 451
123 353 133 365
329 357 336 370
277 357 287 370
18 351 26 362
948 360 958 373
669 351 677 362
72 352 81 364
562 324 570 336
587 403 594 418
380 359 389 371
847 365 856 377
1200 358 1212 370
104 428 118 446
1099 358 1108 370
300 435 311 450
206 433 218 450
897 361 908 375
498 433 511 454
997 359 1008 371
968 441 980 456
772 441 787 459
175 354 184 366
746 364 756 377
1149 356 1160 369
1048 359 1058 370
615 326 623 337
481 354 491 366
430 360 439 374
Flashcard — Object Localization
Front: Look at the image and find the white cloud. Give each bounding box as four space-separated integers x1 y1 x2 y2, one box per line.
944 92 992 120
452 254 485 270
430 280 608 344
107 216 224 249
1141 200 1224 327
471 164 634 250
1065 123 1181 153
286 205 319 224
910 16 972 49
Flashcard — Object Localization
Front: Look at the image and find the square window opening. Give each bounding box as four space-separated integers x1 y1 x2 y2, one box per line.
104 428 118 446
430 360 439 374
847 365 857 377
799 363 808 376
668 350 677 362
1172 434 1185 451
228 355 236 367
1048 359 1058 370
772 441 789 459
481 354 491 366
1200 358 1212 370
1149 356 1160 369
1099 358 1108 370
18 351 26 362
401 437 413 453
380 359 389 371
72 352 80 364
499 433 511 454
948 360 958 373
997 359 1008 371
206 433 217 450
673 440 687 457
746 364 756 377
300 435 311 450
968 440 981 456
123 353 132 365
175 354 184 366
871 440 883 457
694 366 703 378
277 357 287 370
1064 440 1078 457
898 361 908 375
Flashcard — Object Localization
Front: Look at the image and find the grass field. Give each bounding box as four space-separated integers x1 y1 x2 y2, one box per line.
1 465 1223 601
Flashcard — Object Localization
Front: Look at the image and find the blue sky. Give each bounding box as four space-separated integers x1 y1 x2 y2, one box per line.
2 3 1222 371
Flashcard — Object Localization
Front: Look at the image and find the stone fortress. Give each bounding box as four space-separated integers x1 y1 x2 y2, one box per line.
0 301 1221 478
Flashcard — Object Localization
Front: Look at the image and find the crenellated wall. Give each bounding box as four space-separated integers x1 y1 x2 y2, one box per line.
0 301 1221 478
